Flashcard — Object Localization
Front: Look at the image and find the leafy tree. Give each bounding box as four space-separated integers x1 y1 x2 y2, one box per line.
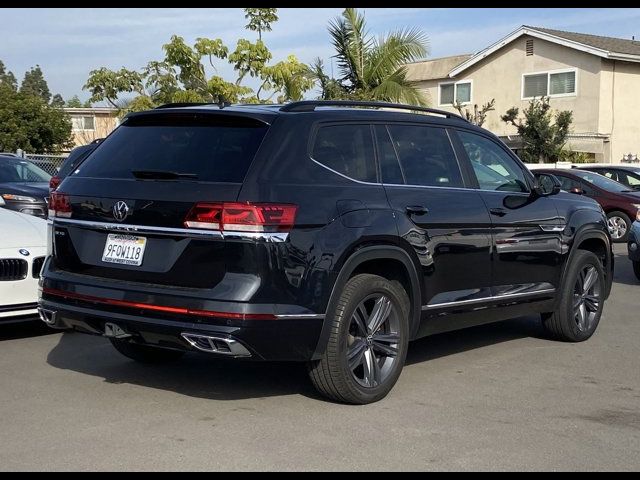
454 99 495 127
310 8 429 105
84 12 312 113
66 95 83 107
0 83 73 153
501 96 573 164
50 93 65 107
244 8 278 42
0 60 17 91
20 65 51 103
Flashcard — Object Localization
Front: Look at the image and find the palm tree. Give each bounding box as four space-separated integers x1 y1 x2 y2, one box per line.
314 8 429 106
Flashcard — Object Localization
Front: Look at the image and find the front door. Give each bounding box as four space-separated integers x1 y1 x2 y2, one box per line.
452 129 564 297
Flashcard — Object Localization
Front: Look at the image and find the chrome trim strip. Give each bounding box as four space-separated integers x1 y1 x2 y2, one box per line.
540 225 566 232
52 218 289 242
422 288 556 310
274 313 325 319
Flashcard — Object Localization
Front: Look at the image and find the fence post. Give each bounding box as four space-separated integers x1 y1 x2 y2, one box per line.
15 148 25 158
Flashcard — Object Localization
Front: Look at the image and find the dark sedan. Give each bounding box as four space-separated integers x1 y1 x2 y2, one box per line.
580 165 640 191
628 222 640 281
0 155 51 218
537 168 640 242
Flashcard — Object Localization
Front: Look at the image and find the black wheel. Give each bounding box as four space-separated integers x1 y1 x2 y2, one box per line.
109 338 185 363
606 211 631 242
308 274 410 404
542 250 605 342
634 261 640 282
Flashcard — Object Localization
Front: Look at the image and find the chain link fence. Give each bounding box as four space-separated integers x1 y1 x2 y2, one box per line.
7 150 68 176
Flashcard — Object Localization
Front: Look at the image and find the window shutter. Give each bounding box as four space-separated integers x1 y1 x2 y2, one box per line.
523 74 547 98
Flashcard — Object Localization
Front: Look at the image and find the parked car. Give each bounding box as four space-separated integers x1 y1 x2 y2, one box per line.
628 222 640 281
536 168 640 242
40 101 613 404
0 208 47 323
580 165 640 191
0 155 51 218
49 139 104 192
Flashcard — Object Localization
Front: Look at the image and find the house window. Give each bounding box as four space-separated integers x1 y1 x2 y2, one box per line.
71 116 95 131
439 81 472 106
522 70 576 99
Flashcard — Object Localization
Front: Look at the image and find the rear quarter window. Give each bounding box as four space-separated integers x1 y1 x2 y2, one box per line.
75 113 268 183
311 124 377 183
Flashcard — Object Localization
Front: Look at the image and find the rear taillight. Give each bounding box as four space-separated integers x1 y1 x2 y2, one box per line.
184 202 297 232
49 192 71 218
49 176 61 192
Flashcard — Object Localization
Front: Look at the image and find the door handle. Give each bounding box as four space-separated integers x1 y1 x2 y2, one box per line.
405 205 429 216
489 208 507 217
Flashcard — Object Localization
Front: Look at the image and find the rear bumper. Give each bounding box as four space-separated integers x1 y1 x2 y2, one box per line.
628 222 640 262
38 293 324 362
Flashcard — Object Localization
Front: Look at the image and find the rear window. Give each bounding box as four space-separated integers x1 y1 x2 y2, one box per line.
75 114 268 183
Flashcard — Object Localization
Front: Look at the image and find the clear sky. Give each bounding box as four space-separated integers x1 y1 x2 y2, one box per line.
2 8 640 104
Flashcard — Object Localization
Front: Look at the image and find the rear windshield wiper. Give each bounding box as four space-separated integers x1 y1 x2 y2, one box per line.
131 170 199 180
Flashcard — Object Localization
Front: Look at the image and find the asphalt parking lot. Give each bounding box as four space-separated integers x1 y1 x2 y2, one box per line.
1 244 639 471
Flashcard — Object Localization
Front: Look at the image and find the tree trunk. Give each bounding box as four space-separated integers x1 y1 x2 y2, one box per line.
539 153 545 164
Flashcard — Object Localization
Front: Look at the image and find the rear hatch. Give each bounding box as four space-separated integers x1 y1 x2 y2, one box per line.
50 110 271 289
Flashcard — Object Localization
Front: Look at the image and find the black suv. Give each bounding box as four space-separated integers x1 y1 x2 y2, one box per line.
39 101 613 404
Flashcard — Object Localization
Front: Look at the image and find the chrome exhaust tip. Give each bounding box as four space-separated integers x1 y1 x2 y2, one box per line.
181 333 251 357
38 307 57 325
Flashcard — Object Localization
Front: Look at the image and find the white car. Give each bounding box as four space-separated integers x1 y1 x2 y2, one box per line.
0 208 47 323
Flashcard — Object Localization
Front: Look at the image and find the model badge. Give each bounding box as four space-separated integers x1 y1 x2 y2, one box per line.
112 201 130 222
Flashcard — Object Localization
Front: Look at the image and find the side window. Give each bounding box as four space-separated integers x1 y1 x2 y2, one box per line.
556 175 576 192
600 170 617 181
624 172 640 187
311 124 376 183
457 130 529 193
387 125 463 187
374 125 404 184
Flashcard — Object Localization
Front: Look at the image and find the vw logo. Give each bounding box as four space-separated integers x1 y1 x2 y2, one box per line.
18 249 30 257
112 201 130 222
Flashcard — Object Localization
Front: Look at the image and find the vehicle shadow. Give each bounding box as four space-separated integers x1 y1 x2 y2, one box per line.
611 251 639 287
406 315 545 366
0 319 55 341
46 314 546 402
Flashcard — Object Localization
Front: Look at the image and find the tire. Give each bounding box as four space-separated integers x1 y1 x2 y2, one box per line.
606 211 631 243
634 261 640 282
542 250 605 342
308 274 410 404
109 338 185 363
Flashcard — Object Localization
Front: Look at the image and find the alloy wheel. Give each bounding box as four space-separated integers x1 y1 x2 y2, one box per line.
573 264 602 333
346 294 401 388
607 216 628 240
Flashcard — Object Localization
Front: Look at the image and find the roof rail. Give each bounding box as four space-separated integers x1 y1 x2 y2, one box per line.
279 100 468 121
154 101 231 109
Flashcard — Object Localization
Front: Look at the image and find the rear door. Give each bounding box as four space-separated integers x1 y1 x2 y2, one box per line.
451 129 564 296
51 111 269 290
376 123 493 316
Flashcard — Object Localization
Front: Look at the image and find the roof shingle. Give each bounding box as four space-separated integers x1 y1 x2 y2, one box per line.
526 26 640 56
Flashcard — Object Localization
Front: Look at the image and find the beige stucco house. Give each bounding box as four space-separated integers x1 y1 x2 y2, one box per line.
64 107 119 149
406 26 640 163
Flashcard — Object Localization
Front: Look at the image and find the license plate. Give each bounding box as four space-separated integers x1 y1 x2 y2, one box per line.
101 234 147 266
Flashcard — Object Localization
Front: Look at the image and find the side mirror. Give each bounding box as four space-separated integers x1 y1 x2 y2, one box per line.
570 187 586 195
533 173 561 197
